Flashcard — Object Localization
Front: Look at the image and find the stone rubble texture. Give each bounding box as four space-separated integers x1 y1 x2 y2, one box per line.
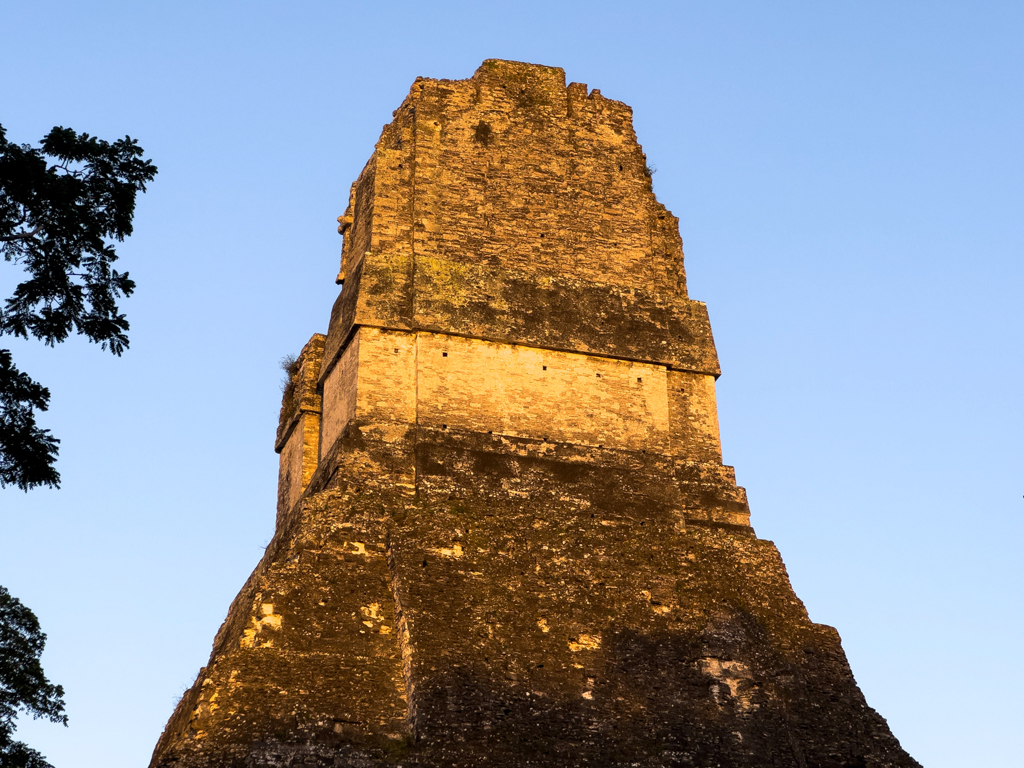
150 60 921 768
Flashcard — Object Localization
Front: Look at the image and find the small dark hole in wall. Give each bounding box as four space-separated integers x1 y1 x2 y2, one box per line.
422 559 428 567
442 424 448 430
473 120 493 146
442 352 448 357
542 366 547 371
619 164 623 171
596 373 601 378
488 430 493 434
394 348 399 354
637 377 643 382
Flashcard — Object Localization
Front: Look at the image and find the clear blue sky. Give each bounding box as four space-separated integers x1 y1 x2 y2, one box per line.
2 2 1021 766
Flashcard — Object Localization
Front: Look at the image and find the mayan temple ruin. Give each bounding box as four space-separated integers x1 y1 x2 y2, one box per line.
150 60 919 767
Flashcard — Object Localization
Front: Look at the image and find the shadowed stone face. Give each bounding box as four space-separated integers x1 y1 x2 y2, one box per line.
149 60 920 768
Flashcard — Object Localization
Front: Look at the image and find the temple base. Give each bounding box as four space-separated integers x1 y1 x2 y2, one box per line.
151 427 918 768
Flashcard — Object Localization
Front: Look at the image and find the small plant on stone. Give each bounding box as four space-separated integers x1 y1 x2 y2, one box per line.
279 354 300 414
280 354 299 391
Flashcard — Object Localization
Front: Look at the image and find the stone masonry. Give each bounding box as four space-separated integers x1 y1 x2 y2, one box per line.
149 60 920 767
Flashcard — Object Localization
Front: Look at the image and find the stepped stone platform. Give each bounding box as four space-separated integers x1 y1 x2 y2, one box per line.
150 60 920 768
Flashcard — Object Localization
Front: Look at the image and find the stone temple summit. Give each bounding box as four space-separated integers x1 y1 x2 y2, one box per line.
150 60 920 768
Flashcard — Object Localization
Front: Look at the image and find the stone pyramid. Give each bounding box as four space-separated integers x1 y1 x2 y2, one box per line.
150 60 920 768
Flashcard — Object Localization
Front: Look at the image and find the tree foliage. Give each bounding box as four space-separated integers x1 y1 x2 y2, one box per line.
0 123 157 489
0 587 66 768
0 351 59 492
1 122 156 767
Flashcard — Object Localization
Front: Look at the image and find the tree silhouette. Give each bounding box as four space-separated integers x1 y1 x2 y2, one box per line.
0 122 157 489
0 587 67 768
1 122 157 766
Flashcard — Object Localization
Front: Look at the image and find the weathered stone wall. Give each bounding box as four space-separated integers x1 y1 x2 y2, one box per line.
149 456 412 767
323 59 720 381
354 328 418 428
319 331 359 458
153 430 917 768
150 60 919 768
668 370 723 464
275 335 325 518
315 325 728 462
415 332 672 452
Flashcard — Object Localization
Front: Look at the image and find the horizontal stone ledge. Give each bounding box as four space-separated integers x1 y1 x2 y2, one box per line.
319 322 721 389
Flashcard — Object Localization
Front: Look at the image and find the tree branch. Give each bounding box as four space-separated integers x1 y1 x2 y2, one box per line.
0 227 42 243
